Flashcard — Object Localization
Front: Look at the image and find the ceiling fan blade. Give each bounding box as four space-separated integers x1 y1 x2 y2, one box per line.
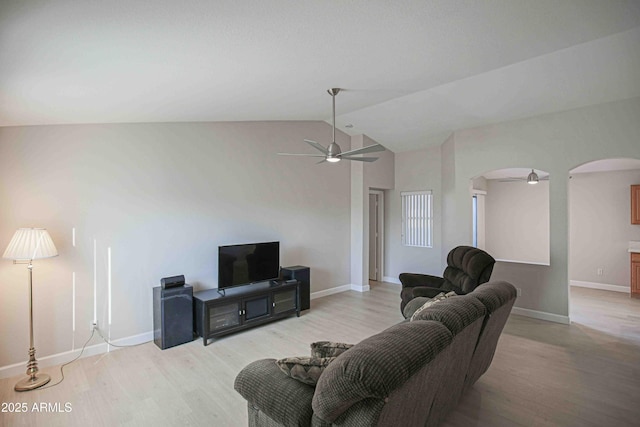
277 153 327 158
340 156 379 162
304 139 329 154
316 158 327 164
340 143 385 157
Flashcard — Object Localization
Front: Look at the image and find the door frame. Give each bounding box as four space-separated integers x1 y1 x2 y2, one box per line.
369 189 385 281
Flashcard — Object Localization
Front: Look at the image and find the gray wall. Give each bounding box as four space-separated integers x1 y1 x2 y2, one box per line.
485 179 550 265
385 146 442 280
0 121 354 368
441 96 640 319
569 169 640 288
350 134 395 288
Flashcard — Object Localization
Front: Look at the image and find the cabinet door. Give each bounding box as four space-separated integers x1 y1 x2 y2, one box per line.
632 185 640 225
273 288 297 315
208 300 242 332
244 295 271 322
632 254 640 295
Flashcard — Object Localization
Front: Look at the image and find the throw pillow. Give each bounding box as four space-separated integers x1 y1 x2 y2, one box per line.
402 296 431 319
409 291 458 321
276 356 336 386
310 341 354 358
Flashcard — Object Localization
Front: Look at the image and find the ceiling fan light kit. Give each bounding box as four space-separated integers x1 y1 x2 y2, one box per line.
278 88 385 164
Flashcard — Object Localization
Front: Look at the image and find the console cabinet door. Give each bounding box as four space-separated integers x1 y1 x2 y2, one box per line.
243 295 271 323
272 288 297 315
208 300 242 332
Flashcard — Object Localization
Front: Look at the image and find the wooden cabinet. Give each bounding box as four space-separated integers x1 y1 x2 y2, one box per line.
632 185 640 225
632 253 640 297
193 281 300 345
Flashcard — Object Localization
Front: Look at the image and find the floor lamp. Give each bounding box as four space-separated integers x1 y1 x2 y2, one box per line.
3 228 58 392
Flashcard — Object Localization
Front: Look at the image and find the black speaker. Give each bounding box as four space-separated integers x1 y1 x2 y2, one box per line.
281 266 310 311
161 275 185 289
153 285 194 349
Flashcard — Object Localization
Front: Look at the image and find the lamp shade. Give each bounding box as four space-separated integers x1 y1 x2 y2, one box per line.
3 228 58 261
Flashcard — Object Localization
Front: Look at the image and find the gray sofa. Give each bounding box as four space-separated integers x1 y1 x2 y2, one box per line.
234 281 517 427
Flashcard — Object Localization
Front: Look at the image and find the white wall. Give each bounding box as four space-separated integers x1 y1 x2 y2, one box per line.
0 121 354 368
385 146 442 281
485 179 550 265
441 96 640 321
570 169 640 288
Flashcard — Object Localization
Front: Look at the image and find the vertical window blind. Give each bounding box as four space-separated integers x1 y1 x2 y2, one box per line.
401 190 433 247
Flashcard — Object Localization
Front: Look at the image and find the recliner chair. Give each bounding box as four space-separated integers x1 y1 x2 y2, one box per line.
399 246 495 312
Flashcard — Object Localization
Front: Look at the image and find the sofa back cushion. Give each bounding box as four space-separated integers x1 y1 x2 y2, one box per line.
312 320 452 423
410 294 486 334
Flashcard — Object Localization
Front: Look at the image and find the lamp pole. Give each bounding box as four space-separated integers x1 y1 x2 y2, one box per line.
14 261 50 391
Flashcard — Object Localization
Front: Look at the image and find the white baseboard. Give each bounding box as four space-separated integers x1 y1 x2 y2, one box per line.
350 283 370 293
570 280 629 294
383 276 401 285
310 284 352 300
0 331 153 380
310 282 372 300
511 307 570 325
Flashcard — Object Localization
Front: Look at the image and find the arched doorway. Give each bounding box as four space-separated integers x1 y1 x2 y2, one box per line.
568 158 640 327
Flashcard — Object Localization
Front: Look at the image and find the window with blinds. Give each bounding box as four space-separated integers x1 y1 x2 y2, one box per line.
401 190 433 247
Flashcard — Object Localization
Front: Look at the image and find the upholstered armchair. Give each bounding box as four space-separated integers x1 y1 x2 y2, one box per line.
399 246 495 312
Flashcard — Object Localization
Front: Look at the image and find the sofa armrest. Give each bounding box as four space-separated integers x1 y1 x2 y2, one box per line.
399 273 445 289
234 358 316 426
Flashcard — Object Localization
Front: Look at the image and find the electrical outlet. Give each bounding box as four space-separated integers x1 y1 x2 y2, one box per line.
597 268 604 276
90 321 98 331
517 288 522 297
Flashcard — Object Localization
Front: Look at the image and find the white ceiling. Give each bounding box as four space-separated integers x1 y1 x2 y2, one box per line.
1 0 640 153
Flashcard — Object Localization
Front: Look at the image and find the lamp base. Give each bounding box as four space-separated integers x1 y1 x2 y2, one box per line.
14 373 50 392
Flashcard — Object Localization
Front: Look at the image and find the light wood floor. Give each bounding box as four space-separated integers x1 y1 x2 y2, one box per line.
1 284 638 427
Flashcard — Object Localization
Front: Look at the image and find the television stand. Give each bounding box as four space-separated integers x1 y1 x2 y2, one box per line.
193 281 301 346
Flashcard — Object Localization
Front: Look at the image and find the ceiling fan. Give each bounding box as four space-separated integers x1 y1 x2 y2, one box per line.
498 169 549 184
278 88 385 163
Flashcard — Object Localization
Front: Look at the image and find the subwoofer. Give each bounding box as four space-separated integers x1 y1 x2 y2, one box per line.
281 266 310 311
153 285 193 349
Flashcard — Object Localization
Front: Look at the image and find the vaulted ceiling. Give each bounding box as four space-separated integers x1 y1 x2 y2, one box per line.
1 0 639 152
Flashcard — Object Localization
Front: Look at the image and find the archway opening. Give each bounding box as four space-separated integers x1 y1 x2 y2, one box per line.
568 158 640 326
471 167 550 265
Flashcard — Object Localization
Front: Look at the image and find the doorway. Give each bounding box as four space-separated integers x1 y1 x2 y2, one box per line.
369 190 384 281
568 158 640 322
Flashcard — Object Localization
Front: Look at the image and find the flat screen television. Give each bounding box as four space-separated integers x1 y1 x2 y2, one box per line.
218 241 280 289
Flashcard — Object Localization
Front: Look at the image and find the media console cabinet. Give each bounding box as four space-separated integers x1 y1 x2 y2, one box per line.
193 281 300 346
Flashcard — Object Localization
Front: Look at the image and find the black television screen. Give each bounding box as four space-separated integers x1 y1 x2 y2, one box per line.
218 241 280 289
